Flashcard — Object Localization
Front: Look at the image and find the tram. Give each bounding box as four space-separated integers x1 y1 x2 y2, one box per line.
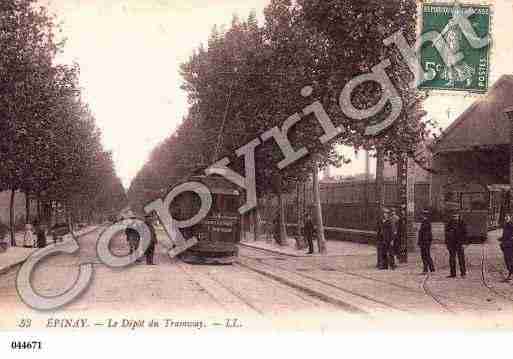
444 182 509 243
174 175 242 264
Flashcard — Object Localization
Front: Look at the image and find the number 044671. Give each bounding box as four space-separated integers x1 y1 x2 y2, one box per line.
11 341 42 350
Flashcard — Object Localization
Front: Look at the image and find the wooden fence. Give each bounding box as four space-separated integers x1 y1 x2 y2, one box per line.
261 181 431 231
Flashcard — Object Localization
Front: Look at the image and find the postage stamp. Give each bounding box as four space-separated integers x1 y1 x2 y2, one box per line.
420 2 492 92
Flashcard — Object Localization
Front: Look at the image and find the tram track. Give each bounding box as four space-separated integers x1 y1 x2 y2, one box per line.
420 273 458 314
204 271 266 315
240 245 490 315
176 261 265 316
419 243 513 314
480 244 513 303
238 248 411 314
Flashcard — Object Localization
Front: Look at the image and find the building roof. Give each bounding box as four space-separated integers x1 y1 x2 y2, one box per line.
432 75 513 154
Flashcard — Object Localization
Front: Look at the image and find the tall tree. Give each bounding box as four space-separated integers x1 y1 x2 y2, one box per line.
0 1 126 243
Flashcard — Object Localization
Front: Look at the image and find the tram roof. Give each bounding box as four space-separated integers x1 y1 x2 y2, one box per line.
188 175 240 196
432 75 513 154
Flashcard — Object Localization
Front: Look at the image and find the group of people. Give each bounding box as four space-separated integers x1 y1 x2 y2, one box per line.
377 208 469 278
23 222 50 248
376 208 402 270
124 214 158 265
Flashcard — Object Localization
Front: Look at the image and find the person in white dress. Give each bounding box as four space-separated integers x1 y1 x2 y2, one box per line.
23 223 36 248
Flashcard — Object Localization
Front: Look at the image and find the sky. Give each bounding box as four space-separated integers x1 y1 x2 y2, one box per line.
43 0 513 187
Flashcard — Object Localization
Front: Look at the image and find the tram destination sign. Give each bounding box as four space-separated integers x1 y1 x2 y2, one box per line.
419 2 491 93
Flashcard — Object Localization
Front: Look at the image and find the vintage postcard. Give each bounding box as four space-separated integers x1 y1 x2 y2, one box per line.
1 0 513 356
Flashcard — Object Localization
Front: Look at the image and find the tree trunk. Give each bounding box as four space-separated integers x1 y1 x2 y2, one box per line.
36 197 41 221
296 182 301 239
375 147 385 267
25 192 31 225
364 150 370 229
65 204 72 230
253 204 259 242
51 201 57 227
277 180 287 246
9 190 16 247
295 182 306 249
405 156 417 259
376 147 385 211
313 162 327 254
304 180 308 220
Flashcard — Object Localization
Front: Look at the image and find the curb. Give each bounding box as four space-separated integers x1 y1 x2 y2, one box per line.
0 226 102 276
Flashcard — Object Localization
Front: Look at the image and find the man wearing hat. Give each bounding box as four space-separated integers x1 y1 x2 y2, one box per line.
304 213 315 254
126 222 141 263
376 208 395 270
144 214 157 265
499 213 513 281
390 208 401 263
34 221 47 249
445 212 467 278
418 209 435 274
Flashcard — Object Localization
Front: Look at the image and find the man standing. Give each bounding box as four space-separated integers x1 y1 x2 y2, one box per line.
273 216 281 245
390 209 400 263
445 213 467 278
304 214 315 254
144 215 157 265
418 210 435 274
125 224 141 263
35 221 47 248
377 208 395 270
499 214 513 282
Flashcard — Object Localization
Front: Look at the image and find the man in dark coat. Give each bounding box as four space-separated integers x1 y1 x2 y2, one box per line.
418 210 435 274
389 209 400 261
125 225 141 262
500 214 513 281
304 214 315 254
144 215 157 265
35 221 47 248
445 213 467 278
377 208 395 270
273 216 281 245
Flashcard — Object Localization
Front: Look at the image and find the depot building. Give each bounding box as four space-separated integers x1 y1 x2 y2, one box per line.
430 75 513 231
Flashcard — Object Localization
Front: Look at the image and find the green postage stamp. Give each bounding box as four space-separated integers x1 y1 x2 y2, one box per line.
420 2 491 93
